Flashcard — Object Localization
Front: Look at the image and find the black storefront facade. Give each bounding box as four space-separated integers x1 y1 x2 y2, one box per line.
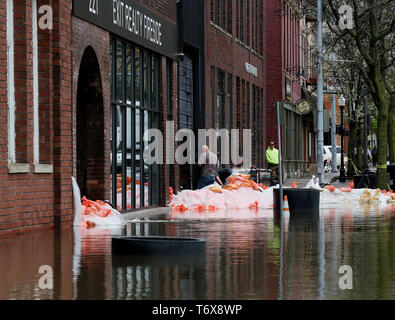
73 0 178 211
176 0 206 189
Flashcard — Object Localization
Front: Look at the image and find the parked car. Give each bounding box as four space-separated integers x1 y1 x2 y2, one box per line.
323 145 348 170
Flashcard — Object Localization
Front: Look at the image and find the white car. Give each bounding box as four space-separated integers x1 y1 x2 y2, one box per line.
323 145 348 170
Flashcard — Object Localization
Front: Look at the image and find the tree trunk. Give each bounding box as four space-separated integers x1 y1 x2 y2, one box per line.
357 124 363 171
388 94 395 163
376 106 388 188
347 121 356 176
371 66 389 189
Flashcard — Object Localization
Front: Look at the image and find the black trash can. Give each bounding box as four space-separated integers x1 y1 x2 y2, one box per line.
273 188 320 216
387 164 395 190
353 173 391 189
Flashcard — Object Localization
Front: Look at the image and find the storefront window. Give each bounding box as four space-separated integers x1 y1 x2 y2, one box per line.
135 48 141 107
110 37 160 211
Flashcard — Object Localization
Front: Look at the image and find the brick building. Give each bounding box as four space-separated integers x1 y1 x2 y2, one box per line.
178 0 266 188
72 0 179 212
265 0 319 179
1 0 73 236
0 0 179 235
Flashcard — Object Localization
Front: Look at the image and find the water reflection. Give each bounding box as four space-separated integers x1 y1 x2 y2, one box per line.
112 254 206 300
0 206 394 300
0 229 73 300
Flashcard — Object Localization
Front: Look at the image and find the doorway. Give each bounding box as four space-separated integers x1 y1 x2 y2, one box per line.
76 46 105 200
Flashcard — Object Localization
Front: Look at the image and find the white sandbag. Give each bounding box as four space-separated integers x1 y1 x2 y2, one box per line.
305 175 315 189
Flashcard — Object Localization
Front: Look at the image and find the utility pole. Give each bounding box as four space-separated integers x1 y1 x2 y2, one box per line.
316 0 324 184
276 102 284 215
331 94 337 172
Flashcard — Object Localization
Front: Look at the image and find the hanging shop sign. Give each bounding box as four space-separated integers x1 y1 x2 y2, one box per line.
296 99 312 115
73 0 178 59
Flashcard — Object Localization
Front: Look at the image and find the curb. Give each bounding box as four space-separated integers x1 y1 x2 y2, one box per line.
122 207 171 220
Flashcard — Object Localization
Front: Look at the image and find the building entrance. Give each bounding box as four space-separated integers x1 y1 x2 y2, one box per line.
76 46 105 200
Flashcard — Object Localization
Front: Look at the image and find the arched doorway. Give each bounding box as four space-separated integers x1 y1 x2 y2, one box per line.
76 46 105 200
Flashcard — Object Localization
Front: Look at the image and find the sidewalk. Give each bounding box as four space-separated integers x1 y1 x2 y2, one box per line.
283 171 350 188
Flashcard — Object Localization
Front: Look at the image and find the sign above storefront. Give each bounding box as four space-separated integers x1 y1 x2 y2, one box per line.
73 0 178 59
245 62 258 77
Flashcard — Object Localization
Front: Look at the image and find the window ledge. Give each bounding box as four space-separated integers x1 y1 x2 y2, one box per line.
8 163 30 174
251 49 264 60
34 163 53 174
210 21 232 39
235 38 251 51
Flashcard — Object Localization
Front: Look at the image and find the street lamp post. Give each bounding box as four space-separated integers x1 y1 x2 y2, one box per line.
346 102 356 177
316 0 324 185
339 95 346 182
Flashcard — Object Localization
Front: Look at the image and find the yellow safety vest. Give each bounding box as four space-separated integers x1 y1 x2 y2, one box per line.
266 148 279 165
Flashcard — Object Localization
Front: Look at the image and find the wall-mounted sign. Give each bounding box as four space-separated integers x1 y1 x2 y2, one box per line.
73 0 178 59
245 62 258 77
296 99 312 114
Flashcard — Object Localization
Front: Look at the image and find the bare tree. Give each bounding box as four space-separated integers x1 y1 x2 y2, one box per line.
283 0 394 188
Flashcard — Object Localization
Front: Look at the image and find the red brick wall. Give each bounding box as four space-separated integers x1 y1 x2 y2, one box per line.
265 0 303 147
0 0 73 236
71 6 178 207
134 0 177 24
265 0 282 146
205 0 266 165
72 17 110 202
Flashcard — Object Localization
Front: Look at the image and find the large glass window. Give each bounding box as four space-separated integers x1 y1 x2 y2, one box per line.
110 37 160 211
211 0 232 34
216 69 224 131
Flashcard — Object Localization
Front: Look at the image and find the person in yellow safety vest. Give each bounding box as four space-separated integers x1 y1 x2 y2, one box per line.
266 141 279 186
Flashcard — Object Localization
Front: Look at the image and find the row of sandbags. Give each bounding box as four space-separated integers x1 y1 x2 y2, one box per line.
170 174 395 212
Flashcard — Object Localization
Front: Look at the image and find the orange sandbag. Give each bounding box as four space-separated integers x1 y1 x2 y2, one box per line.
240 182 252 188
81 196 112 217
175 204 187 212
339 187 352 192
324 185 336 192
249 201 258 209
209 186 223 193
250 180 259 191
224 183 240 191
238 174 251 180
193 204 207 212
169 187 174 202
86 221 96 228
348 181 354 189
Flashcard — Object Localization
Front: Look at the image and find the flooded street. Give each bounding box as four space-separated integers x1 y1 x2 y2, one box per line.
1 206 394 300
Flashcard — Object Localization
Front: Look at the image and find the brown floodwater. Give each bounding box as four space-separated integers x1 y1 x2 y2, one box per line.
0 205 394 300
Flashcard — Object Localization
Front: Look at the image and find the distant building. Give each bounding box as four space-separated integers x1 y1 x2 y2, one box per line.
265 0 320 179
178 0 266 189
